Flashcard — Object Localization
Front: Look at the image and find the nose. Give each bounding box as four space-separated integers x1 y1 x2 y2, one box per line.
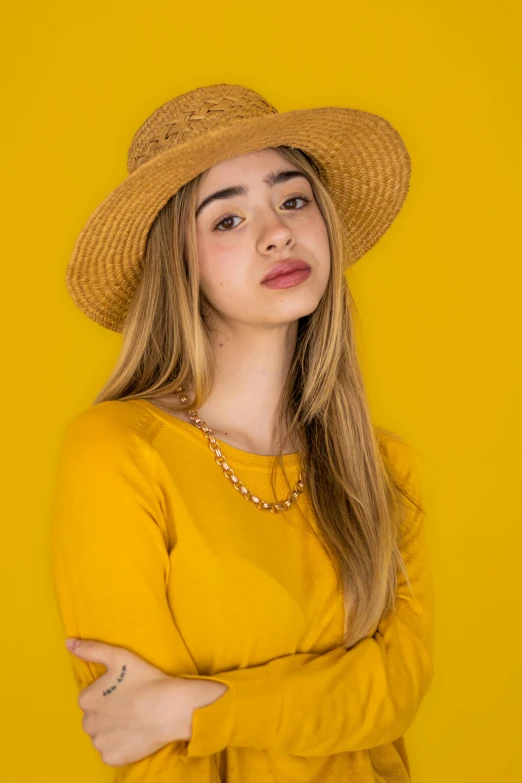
256 209 296 254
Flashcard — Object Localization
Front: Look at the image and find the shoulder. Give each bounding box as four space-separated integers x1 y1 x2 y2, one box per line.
375 426 423 498
51 401 169 537
58 399 162 467
64 399 158 439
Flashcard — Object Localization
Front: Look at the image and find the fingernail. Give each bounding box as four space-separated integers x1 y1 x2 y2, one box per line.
66 638 80 649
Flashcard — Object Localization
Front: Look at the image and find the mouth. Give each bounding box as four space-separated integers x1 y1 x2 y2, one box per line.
261 259 311 283
261 266 312 290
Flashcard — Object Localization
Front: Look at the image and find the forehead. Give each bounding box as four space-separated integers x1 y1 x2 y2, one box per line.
199 148 290 189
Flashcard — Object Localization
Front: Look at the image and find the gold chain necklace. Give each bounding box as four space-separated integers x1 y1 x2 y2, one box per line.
174 386 305 513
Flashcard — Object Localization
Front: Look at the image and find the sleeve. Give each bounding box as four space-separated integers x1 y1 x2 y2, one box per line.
176 436 435 759
48 407 200 754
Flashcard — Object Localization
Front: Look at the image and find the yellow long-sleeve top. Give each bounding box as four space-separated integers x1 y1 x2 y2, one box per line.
49 398 435 782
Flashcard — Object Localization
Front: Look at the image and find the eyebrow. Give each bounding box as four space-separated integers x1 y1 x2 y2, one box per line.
195 169 310 218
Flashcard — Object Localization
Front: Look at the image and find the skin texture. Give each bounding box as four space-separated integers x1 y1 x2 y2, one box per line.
67 148 331 766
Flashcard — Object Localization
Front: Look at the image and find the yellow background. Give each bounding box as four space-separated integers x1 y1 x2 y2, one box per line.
1 1 520 780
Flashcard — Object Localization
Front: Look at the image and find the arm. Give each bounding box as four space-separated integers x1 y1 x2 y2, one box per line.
49 405 207 759
176 436 435 759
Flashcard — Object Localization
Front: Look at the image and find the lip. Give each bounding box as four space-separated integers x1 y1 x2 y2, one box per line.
261 258 311 283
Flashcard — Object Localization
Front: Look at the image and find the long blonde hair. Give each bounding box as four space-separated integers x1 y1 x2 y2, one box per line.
93 145 422 649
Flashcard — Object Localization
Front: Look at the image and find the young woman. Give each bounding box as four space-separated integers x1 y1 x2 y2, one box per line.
50 83 435 782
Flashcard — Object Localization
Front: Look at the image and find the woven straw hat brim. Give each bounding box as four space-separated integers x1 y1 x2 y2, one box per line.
66 105 411 333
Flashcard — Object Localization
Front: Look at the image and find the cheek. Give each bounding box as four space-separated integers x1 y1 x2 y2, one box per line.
305 214 330 263
197 234 248 296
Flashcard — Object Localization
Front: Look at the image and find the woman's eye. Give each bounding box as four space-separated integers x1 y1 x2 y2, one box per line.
213 214 242 232
212 195 311 232
281 195 310 210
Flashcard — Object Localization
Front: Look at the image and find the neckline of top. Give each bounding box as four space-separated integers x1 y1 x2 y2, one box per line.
132 398 302 469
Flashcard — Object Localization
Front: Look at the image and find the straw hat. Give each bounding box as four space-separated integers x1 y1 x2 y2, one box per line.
66 82 411 333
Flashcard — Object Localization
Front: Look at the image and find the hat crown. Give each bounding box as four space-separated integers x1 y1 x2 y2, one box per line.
127 83 278 174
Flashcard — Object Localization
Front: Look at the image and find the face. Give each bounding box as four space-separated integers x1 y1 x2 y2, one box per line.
193 148 331 329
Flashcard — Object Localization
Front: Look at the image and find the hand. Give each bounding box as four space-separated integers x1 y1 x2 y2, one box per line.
65 637 199 767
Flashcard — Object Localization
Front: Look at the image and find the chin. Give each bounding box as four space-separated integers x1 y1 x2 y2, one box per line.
265 297 322 323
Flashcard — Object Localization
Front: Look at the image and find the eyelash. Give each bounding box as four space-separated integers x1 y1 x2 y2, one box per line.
212 195 312 232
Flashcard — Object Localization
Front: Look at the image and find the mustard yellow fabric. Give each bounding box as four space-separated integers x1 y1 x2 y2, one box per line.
49 398 435 782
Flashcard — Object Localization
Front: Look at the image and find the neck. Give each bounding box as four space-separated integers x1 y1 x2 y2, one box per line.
195 319 299 455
